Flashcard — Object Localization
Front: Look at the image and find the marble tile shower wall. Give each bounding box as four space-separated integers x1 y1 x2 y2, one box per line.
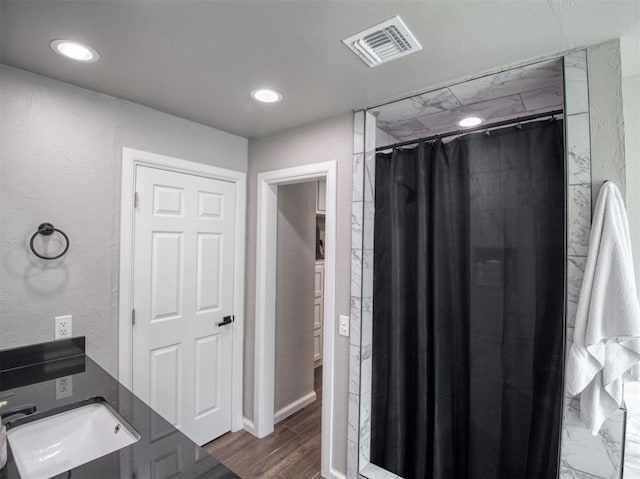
560 50 627 479
348 51 633 479
348 110 382 478
347 110 364 479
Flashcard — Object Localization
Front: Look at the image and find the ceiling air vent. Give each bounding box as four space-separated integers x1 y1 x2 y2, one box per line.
342 16 422 68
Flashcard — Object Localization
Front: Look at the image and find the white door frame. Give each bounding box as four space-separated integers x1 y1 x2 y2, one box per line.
118 147 246 432
253 161 337 479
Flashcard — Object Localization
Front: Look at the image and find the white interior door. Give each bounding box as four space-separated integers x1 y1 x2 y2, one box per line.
132 165 236 446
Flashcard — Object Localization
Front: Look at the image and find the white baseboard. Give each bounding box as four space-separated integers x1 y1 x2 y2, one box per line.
243 416 257 435
330 467 346 479
274 391 317 424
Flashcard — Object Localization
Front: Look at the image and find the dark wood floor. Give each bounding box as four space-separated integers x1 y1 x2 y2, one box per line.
204 367 323 479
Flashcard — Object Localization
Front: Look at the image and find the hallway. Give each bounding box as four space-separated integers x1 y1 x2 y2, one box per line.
203 367 323 478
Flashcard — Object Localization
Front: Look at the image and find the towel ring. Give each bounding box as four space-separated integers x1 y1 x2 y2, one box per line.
30 223 69 260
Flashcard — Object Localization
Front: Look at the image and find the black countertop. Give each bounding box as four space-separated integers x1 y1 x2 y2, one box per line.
0 338 238 479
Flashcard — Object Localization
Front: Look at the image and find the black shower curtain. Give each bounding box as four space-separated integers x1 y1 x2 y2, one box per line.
370 120 564 479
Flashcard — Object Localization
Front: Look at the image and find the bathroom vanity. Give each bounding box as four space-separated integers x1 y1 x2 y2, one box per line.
0 337 237 479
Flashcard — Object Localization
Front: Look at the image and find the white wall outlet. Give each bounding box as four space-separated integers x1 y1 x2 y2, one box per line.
339 314 350 337
54 315 72 339
56 376 73 399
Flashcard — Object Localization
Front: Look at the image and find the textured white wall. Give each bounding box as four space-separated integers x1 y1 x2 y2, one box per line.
622 33 640 317
0 65 248 375
587 40 627 201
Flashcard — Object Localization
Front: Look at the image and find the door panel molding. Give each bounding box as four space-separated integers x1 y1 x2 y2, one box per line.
119 147 246 433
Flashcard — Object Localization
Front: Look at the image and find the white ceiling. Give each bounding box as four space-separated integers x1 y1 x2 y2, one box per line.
1 1 639 139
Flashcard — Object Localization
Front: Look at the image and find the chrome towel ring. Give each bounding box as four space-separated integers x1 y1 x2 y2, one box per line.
30 223 69 260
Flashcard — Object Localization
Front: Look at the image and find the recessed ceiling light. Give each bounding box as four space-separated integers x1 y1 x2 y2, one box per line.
458 116 483 128
50 39 99 62
251 89 282 103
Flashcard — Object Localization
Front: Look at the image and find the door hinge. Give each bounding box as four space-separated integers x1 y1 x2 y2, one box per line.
134 192 139 208
132 308 136 326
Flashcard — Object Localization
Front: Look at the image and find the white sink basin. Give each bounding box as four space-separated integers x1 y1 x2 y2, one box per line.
7 401 140 479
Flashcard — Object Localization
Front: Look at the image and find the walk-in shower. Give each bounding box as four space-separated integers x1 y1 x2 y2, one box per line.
352 59 569 479
348 50 631 479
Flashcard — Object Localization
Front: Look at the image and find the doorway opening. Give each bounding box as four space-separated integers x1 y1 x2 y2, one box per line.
253 162 337 478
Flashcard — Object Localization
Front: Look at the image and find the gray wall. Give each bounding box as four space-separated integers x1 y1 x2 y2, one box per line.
245 113 353 475
275 183 316 412
0 65 248 375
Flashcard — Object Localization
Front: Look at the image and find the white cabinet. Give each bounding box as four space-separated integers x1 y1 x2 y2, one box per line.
314 261 324 367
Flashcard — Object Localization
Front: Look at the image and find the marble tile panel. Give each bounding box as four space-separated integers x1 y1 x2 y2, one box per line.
376 128 399 149
354 111 365 154
360 463 401 479
363 201 375 251
347 439 359 479
561 399 624 479
373 87 461 126
417 94 525 134
359 389 371 465
349 344 361 393
448 58 562 105
567 300 578 335
564 51 589 116
559 463 608 479
567 113 592 185
361 300 372 350
348 390 360 437
365 111 377 153
625 410 640 477
360 355 372 397
362 249 374 299
352 153 364 201
351 248 363 298
565 326 575 397
364 151 376 203
358 354 372 473
362 295 373 315
566 325 575 346
350 297 362 348
360 332 372 362
521 82 564 111
352 200 364 250
567 256 587 328
383 118 431 141
568 184 592 256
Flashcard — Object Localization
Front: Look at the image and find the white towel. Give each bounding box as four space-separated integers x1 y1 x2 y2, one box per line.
566 181 640 435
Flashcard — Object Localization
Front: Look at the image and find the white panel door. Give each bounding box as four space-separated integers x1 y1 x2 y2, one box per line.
133 165 236 446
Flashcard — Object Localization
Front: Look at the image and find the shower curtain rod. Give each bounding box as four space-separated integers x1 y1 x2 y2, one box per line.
375 109 564 152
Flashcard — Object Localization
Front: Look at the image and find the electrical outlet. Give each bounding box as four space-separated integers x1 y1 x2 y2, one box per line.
54 315 72 340
56 376 73 399
339 314 350 337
